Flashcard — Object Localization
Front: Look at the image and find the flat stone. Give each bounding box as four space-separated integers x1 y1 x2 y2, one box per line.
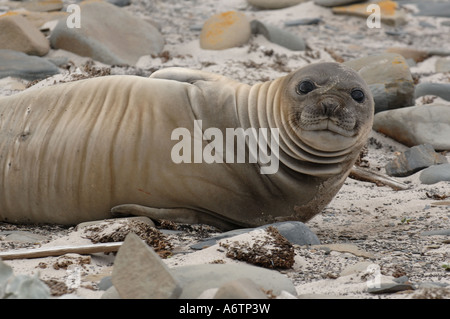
2 231 47 243
368 281 414 294
250 20 306 51
373 104 450 150
213 278 268 299
22 0 63 12
200 11 251 50
385 144 448 177
0 49 59 80
314 0 366 7
420 228 450 236
191 221 320 250
17 11 68 29
0 13 50 56
344 53 415 112
171 264 297 298
50 1 164 65
332 0 407 26
385 47 430 63
419 163 450 185
414 2 450 18
111 233 182 299
247 0 306 9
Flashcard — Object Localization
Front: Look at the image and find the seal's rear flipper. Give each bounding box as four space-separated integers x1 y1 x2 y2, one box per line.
111 204 239 230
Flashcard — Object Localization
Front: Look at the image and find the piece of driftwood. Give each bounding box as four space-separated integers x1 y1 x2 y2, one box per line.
0 242 123 260
349 166 410 191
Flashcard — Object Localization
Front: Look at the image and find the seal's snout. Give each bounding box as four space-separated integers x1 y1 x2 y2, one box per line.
320 98 340 116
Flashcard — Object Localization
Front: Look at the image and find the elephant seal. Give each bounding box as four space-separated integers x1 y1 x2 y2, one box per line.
0 62 374 230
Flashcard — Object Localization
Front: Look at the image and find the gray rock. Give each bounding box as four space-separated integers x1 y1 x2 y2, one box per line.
0 14 49 56
250 20 306 51
344 54 415 112
385 144 448 177
285 18 321 26
106 0 130 7
368 282 414 294
414 83 450 101
414 2 450 17
98 276 113 291
373 104 450 150
190 221 320 250
111 233 182 299
3 231 47 243
213 278 268 299
171 264 297 298
314 0 366 6
0 49 59 80
420 163 450 185
50 1 164 66
247 0 306 9
420 228 450 236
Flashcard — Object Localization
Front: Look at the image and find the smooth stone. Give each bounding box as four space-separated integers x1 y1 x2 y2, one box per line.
171 264 297 299
386 47 430 63
436 58 450 73
190 221 320 250
106 0 130 7
385 144 448 177
284 18 321 26
373 104 450 150
0 49 59 80
0 13 49 56
415 83 450 101
420 228 450 236
213 278 268 299
98 276 113 291
250 20 306 51
420 164 450 185
314 0 366 7
332 0 407 26
111 233 182 299
339 261 375 277
100 286 121 299
247 0 306 9
200 11 251 50
414 2 450 17
344 53 415 112
17 11 68 29
22 0 63 12
50 1 164 65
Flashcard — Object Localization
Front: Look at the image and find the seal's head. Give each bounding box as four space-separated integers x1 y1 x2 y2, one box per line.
282 62 374 154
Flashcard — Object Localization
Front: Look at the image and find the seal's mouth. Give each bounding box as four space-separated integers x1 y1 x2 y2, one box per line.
301 119 356 137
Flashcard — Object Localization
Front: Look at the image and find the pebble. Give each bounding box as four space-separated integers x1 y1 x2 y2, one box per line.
200 11 251 50
419 164 450 185
250 20 306 51
312 243 375 259
373 104 450 150
247 0 306 9
384 144 448 177
49 1 164 65
420 228 450 236
0 13 50 56
368 281 414 294
344 53 415 112
414 83 450 101
106 0 131 7
111 233 182 299
171 263 297 298
331 0 407 26
0 49 59 80
190 221 320 250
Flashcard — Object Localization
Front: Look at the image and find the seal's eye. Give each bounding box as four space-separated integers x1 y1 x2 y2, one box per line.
297 81 316 95
351 89 365 103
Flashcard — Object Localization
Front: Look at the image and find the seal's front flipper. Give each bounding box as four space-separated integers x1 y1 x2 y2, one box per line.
149 67 234 85
111 204 238 230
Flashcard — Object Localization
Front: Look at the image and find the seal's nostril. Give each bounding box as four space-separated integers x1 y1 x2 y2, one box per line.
320 99 339 116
